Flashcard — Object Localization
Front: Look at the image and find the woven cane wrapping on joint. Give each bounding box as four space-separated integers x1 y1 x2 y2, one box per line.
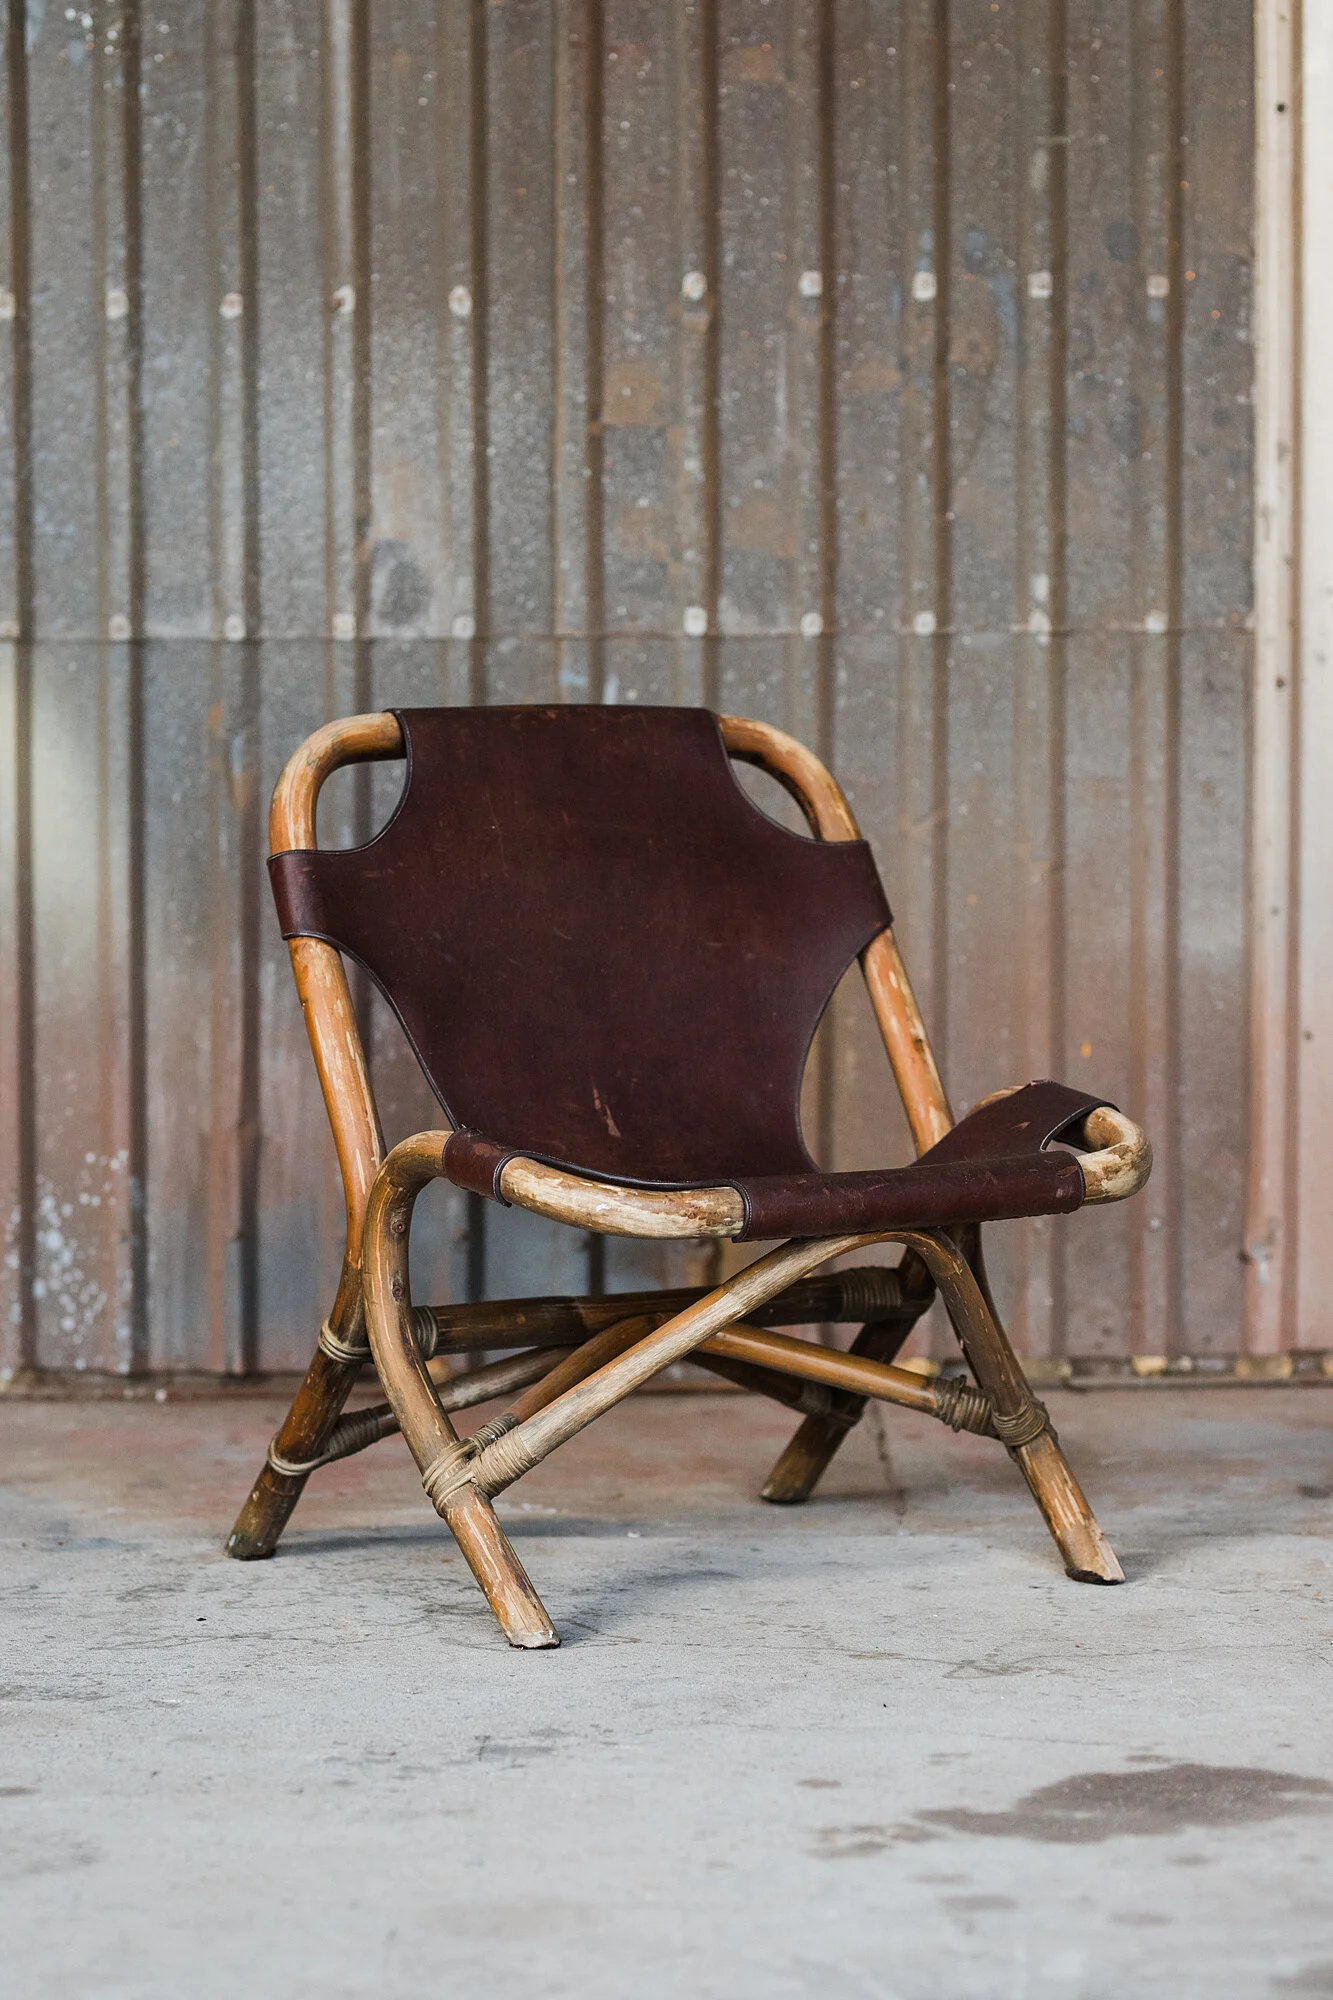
932 1375 998 1437
317 1317 371 1366
468 1412 520 1454
988 1399 1050 1449
266 1404 396 1480
420 1440 481 1512
833 1265 905 1323
472 1422 542 1497
410 1306 441 1359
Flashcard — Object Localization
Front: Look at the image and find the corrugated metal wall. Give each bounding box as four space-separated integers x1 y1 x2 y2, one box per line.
0 0 1254 1376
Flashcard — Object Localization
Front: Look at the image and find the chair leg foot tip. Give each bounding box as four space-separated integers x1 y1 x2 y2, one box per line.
507 1629 561 1650
225 1534 277 1562
1065 1561 1125 1586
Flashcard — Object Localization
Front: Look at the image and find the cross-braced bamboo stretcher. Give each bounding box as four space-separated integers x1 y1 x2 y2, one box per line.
227 706 1151 1648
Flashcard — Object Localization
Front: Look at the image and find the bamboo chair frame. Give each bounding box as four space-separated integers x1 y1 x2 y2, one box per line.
227 711 1151 1648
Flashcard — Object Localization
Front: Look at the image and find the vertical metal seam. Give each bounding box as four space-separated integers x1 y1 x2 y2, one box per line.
344 0 375 1091
319 7 338 678
813 0 838 1176
930 0 953 1062
1126 0 1150 1355
1009 0 1046 1355
1048 0 1070 1355
465 0 489 1295
699 0 721 702
345 0 376 1210
237 0 261 638
469 0 490 701
350 0 373 724
92 3 110 638
1247 0 1302 1355
1280 0 1305 1347
582 0 607 1318
91 7 115 1360
815 0 837 757
1163 0 1186 1347
583 0 605 698
234 0 262 1370
582 7 607 1313
203 0 226 1371
6 0 34 1371
123 0 149 1370
579 0 605 1292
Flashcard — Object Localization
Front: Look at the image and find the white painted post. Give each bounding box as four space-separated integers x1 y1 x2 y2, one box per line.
1248 0 1300 1350
1295 1 1333 1346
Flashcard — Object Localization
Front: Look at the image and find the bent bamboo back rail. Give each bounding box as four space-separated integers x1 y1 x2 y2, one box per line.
718 713 953 1152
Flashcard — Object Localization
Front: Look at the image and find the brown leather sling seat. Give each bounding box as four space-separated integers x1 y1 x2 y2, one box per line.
269 705 1113 1239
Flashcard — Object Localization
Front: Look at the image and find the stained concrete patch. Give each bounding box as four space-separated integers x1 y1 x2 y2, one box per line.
919 1764 1333 1843
1274 1967 1333 1995
813 1822 937 1858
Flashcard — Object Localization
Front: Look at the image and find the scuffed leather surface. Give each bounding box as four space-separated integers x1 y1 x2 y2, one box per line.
270 705 892 1185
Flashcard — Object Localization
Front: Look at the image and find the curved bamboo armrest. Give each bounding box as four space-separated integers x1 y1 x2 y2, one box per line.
496 1155 746 1238
1077 1106 1153 1204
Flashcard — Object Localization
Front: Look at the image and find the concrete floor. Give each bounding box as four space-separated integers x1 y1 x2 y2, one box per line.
3 1383 1333 1999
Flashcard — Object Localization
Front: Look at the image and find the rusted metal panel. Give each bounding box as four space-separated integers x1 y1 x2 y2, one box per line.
0 0 1256 1375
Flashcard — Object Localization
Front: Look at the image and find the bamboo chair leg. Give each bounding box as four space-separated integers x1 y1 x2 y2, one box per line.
405 1319 655 1648
226 1262 364 1560
361 1138 561 1647
759 1317 917 1504
761 1252 936 1505
416 1318 658 1648
1006 1428 1123 1585
924 1233 1123 1585
437 1444 560 1649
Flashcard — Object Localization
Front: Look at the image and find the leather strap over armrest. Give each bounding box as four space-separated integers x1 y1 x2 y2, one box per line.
733 1151 1084 1241
731 1080 1112 1240
442 1130 517 1205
